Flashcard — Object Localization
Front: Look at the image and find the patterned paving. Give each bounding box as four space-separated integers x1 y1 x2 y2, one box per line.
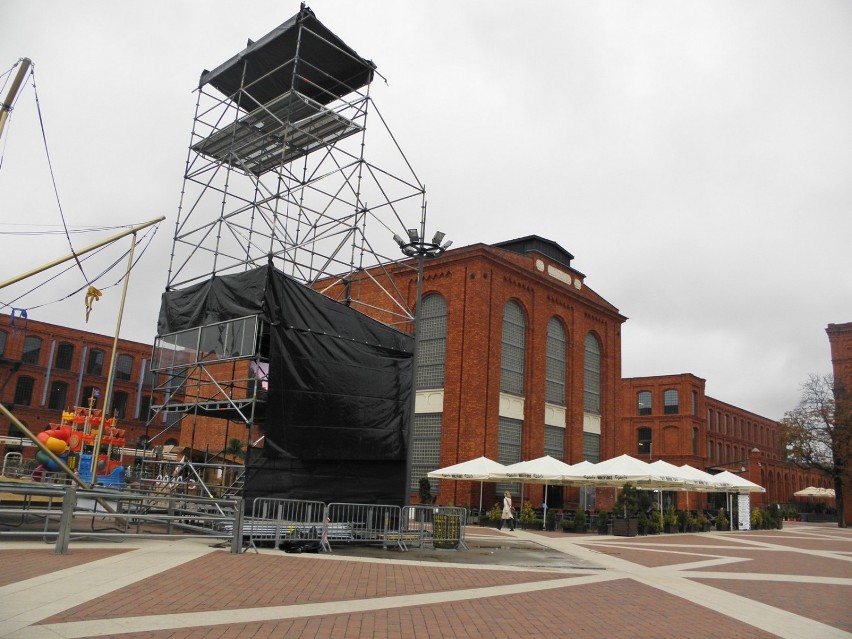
0 522 849 639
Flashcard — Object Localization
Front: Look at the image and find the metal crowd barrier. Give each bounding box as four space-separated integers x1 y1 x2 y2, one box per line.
402 505 468 550
245 498 327 552
0 481 243 553
325 502 409 550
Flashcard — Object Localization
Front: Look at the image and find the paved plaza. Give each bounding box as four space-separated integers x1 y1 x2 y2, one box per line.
0 521 850 638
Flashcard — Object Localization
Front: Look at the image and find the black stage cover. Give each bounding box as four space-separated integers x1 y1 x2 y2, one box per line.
199 5 376 112
158 265 413 505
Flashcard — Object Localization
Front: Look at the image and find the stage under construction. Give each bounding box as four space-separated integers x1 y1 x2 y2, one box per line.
148 5 431 506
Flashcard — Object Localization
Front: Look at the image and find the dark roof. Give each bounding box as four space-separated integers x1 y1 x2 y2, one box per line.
199 5 376 111
490 235 575 270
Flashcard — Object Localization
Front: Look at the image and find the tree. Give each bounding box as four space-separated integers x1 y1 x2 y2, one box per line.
781 374 851 528
418 477 433 505
224 437 246 461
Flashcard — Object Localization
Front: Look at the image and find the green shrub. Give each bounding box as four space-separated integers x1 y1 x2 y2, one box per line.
716 508 729 531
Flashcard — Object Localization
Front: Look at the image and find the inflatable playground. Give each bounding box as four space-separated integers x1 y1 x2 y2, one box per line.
32 404 126 487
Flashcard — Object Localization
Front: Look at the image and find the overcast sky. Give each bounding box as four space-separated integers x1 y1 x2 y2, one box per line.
1 1 850 421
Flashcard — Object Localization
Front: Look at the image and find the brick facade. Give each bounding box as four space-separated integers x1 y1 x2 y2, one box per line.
826 322 852 525
0 312 163 467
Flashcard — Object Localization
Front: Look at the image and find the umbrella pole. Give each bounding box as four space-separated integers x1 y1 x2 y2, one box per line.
479 481 483 522
543 484 548 530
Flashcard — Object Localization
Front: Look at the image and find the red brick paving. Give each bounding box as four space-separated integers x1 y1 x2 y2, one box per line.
0 548 131 586
684 549 852 578
96 579 784 639
692 580 852 633
43 551 576 623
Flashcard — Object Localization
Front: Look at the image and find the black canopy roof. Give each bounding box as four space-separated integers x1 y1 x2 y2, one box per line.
199 5 376 111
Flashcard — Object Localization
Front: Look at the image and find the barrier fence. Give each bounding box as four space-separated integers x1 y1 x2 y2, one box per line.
1 481 468 555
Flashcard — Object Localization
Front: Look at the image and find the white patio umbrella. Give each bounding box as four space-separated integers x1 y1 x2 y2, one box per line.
713 471 765 494
712 471 765 531
488 455 580 526
648 460 694 514
794 486 835 498
582 454 685 488
427 456 507 517
676 463 731 510
582 454 684 520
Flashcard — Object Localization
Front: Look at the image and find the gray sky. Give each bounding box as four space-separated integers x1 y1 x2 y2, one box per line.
1 1 850 421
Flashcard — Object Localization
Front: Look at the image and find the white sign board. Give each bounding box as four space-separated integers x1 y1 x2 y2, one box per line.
738 494 751 530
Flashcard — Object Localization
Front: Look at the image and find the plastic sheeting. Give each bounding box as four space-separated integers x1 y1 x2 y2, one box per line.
157 264 413 505
198 5 376 111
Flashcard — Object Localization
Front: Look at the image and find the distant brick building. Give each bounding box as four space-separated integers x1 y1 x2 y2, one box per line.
826 322 852 525
0 312 167 466
620 374 823 509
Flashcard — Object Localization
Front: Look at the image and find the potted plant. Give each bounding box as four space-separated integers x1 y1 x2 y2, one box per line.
596 511 611 535
696 512 710 532
612 483 640 537
545 508 557 531
573 509 587 534
715 507 730 531
488 502 502 527
664 505 678 533
561 513 574 533
648 508 663 535
518 501 537 529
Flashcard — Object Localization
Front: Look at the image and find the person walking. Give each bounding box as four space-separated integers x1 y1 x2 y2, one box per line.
499 490 515 531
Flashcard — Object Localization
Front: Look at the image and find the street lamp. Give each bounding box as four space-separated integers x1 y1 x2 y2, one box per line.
394 225 451 505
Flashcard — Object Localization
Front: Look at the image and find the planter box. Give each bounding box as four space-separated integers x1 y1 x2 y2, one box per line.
612 518 638 537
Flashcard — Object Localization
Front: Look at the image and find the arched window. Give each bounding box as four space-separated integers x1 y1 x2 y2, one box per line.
22 336 42 364
113 391 129 419
500 301 525 396
637 391 652 416
583 333 601 414
82 386 101 408
48 381 68 410
55 343 74 370
14 376 35 405
87 349 105 376
663 389 679 414
416 294 447 390
116 354 134 381
545 317 566 405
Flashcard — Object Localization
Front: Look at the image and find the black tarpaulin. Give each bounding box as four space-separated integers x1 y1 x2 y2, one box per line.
157 265 413 504
199 6 376 112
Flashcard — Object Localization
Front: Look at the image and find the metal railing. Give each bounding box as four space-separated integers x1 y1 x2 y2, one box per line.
0 481 243 553
1 480 469 555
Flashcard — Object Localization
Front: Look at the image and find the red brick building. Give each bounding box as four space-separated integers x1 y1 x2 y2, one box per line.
620 374 823 509
327 236 626 509
826 322 852 525
0 312 167 468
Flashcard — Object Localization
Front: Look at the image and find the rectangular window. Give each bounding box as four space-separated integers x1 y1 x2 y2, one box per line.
410 413 442 492
116 354 133 381
55 344 74 370
22 337 41 364
583 432 601 463
496 417 523 495
544 425 564 460
14 377 35 405
87 349 104 376
692 427 699 455
0 331 6 357
48 381 68 410
692 391 698 415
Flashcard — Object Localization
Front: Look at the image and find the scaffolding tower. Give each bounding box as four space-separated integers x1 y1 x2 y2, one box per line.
148 6 426 476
